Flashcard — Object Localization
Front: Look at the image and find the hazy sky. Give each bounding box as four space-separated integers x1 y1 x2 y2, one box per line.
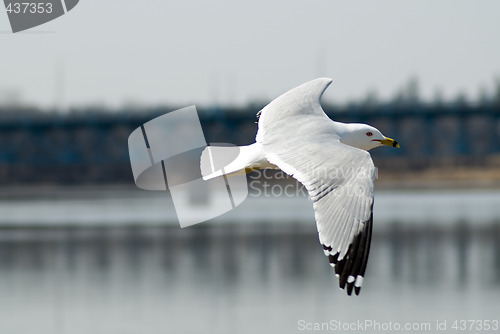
1 0 499 109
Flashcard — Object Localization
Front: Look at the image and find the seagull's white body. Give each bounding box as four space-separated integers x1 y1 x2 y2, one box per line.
201 78 398 295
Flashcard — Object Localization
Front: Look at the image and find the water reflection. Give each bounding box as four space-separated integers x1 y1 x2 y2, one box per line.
0 222 499 333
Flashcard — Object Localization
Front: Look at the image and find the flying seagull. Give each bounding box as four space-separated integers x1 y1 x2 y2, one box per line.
201 78 399 295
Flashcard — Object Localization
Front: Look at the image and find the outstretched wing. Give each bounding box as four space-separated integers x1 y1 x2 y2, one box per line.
256 78 333 143
256 78 376 295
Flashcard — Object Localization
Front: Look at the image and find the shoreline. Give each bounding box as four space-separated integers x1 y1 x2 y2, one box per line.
1 167 500 198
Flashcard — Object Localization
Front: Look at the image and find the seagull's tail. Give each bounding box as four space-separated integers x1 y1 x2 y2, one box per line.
200 143 276 180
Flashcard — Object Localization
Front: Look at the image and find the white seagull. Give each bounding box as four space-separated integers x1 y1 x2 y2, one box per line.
201 78 399 295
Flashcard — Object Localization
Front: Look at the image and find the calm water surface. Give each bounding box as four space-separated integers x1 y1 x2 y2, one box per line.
0 190 499 334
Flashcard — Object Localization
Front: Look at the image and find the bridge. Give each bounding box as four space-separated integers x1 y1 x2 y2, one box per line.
0 102 499 184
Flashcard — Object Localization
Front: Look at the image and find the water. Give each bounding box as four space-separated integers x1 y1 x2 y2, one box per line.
1 189 500 333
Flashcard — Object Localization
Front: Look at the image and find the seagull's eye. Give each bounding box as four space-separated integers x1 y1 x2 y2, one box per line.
366 132 373 137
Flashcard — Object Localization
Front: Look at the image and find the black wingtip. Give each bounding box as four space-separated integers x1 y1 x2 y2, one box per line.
328 253 338 264
322 209 373 296
346 282 354 295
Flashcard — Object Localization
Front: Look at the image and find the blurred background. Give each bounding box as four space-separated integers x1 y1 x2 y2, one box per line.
1 1 500 333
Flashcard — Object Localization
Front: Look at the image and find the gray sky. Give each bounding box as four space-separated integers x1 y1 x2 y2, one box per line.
1 0 499 109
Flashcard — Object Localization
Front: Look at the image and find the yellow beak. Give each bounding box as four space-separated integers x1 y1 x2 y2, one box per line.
378 137 400 148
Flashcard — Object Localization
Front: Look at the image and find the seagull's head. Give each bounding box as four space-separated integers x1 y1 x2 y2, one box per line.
339 123 400 151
